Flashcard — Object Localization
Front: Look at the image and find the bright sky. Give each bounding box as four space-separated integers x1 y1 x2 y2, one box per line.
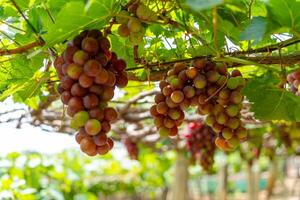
0 98 78 155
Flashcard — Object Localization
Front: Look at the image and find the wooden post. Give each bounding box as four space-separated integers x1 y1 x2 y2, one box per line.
217 162 228 200
247 161 259 200
266 158 278 199
169 150 189 200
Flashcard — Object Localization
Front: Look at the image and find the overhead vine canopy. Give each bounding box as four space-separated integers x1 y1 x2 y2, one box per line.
0 0 300 155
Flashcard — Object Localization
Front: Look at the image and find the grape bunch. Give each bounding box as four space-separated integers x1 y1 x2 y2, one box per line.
123 137 139 160
53 29 128 156
185 122 216 172
116 2 157 45
150 59 247 150
287 69 300 96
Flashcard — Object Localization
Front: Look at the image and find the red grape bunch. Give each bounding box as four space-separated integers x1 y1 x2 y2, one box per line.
184 122 216 172
54 29 128 156
123 137 139 160
150 59 247 150
116 2 157 45
287 69 300 96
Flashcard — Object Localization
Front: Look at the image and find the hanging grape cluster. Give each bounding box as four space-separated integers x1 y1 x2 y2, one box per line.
151 59 247 150
287 69 300 96
54 29 128 156
185 122 216 172
123 137 139 160
116 2 157 45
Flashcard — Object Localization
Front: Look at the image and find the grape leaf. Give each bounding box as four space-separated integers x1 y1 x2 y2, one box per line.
240 17 267 44
243 72 300 121
44 0 117 46
267 0 300 31
0 55 44 102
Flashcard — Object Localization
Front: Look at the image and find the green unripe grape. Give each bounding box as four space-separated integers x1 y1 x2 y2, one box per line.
227 137 239 149
236 127 247 139
225 104 239 117
159 127 170 137
227 77 243 90
205 115 215 127
230 91 243 104
226 118 240 130
129 31 144 45
127 18 143 33
71 111 90 129
222 128 233 140
216 112 228 125
194 75 207 89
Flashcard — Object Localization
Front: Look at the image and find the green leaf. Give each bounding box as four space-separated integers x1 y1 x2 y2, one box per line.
267 0 300 31
240 17 267 44
243 72 300 121
44 0 117 46
184 0 223 11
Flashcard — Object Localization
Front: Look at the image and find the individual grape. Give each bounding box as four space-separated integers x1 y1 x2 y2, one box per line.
68 97 84 116
171 91 184 103
194 75 207 89
192 59 206 70
104 107 118 122
94 68 109 85
107 138 114 150
84 60 102 77
71 83 87 97
105 71 116 87
118 24 130 37
150 105 159 116
225 104 239 117
89 85 103 95
83 94 99 109
95 53 108 66
230 91 243 104
168 108 182 120
80 137 97 155
127 18 143 33
162 85 173 96
61 76 75 90
93 133 108 146
101 120 111 133
163 117 175 128
73 50 89 65
71 111 90 129
227 77 242 90
101 86 114 101
79 74 94 88
89 107 104 121
98 37 111 51
85 119 101 135
183 86 195 98
226 118 240 130
75 128 88 144
156 102 169 115
129 31 144 45
97 143 110 155
82 37 99 54
61 91 72 104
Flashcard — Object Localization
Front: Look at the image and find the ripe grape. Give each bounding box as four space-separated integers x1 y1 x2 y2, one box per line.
54 29 128 156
